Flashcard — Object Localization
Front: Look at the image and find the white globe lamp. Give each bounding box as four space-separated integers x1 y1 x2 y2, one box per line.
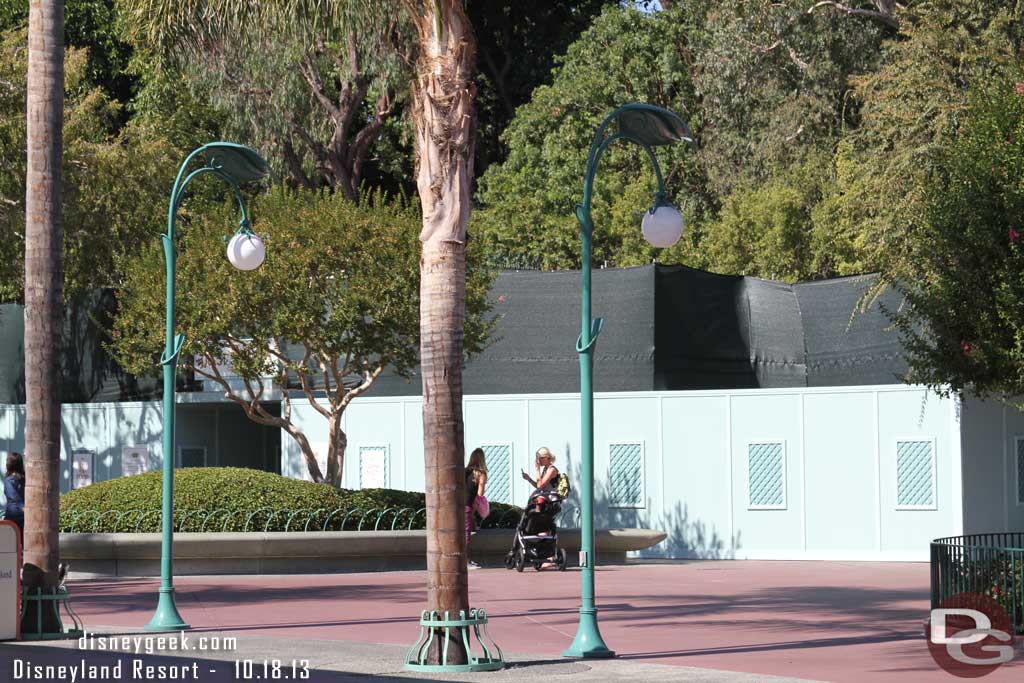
226 232 266 271
641 204 684 248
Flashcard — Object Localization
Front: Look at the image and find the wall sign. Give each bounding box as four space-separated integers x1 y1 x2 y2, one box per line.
72 449 94 489
359 446 388 489
121 446 150 477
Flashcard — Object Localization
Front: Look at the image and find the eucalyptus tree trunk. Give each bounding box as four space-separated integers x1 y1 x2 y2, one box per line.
22 0 64 633
407 0 476 664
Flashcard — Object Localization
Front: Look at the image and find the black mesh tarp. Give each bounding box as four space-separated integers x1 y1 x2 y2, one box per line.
0 266 908 404
654 265 907 389
795 276 908 386
367 266 656 396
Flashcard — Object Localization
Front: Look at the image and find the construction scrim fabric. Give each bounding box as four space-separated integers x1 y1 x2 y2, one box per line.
0 266 909 404
366 266 657 396
654 265 907 389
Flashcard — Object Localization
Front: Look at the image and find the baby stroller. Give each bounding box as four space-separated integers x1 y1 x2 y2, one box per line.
503 491 568 572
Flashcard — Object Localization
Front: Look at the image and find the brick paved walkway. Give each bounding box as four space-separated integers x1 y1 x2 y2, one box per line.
64 560 1023 682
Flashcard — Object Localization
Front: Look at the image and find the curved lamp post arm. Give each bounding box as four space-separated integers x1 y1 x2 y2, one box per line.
170 168 250 235
576 132 665 354
162 166 251 369
580 133 666 225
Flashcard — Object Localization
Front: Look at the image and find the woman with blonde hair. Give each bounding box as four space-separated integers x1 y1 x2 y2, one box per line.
521 446 559 494
465 448 489 569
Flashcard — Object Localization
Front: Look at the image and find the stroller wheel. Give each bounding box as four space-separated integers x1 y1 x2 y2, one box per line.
504 552 515 570
534 562 543 572
557 548 567 571
514 549 525 572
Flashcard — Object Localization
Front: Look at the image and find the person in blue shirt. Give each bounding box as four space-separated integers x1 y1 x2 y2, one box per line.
4 452 25 540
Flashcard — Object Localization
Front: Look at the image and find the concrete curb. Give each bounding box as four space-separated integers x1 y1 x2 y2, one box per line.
61 527 667 576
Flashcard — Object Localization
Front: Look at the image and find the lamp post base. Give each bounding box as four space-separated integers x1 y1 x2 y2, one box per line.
145 588 189 631
562 613 615 659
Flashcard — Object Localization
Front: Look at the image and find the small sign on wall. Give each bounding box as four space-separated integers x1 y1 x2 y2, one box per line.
122 446 149 477
360 446 388 489
72 449 94 489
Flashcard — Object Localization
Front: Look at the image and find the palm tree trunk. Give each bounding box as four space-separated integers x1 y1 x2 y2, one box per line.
408 0 476 665
22 0 64 633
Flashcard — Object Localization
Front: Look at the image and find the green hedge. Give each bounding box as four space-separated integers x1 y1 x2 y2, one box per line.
59 467 521 532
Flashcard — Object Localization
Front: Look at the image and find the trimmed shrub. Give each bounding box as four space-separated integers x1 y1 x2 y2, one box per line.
59 467 521 532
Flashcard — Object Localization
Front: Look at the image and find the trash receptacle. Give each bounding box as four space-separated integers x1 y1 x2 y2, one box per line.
0 520 21 640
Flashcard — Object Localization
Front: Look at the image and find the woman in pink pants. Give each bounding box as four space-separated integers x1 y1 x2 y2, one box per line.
465 448 488 569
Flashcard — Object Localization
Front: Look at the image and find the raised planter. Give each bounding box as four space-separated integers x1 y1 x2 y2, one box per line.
61 528 667 576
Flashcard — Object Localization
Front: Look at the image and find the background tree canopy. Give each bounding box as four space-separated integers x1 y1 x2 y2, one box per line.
4 0 1024 398
109 187 495 485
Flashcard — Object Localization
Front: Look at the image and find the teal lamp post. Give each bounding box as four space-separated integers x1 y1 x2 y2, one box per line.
563 105 692 658
146 142 270 631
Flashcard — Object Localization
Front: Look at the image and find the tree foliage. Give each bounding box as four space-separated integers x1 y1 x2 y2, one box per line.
473 1 894 274
693 0 889 197
889 77 1024 399
2 0 135 108
474 4 708 270
0 27 179 302
831 1 1023 277
109 188 495 485
468 0 614 175
116 0 407 200
696 153 852 281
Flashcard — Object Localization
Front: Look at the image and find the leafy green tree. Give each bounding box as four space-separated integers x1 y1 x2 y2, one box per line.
117 0 406 199
888 77 1024 399
119 0 492 657
829 1 1023 277
109 188 494 486
468 0 614 175
473 1 889 274
0 27 179 302
2 0 135 108
696 153 854 282
692 0 889 197
474 4 709 270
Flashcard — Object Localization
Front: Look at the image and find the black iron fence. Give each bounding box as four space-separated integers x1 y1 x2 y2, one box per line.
57 506 583 533
931 533 1024 635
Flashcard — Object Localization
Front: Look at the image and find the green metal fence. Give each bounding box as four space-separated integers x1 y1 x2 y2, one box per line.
931 533 1024 635
59 507 531 533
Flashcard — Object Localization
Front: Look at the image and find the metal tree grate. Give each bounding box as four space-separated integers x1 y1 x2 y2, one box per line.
405 608 504 672
608 443 643 507
21 586 84 641
748 442 784 508
897 440 934 508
